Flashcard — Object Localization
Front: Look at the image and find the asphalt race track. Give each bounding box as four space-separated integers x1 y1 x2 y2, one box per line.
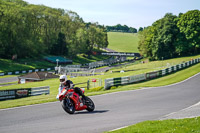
0 73 200 133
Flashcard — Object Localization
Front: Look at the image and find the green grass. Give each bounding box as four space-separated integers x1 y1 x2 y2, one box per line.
85 55 200 84
0 75 17 78
107 32 139 52
1 32 139 73
107 117 200 133
0 55 200 109
106 55 200 78
72 53 109 65
117 62 200 90
0 58 55 73
0 48 109 73
1 32 199 132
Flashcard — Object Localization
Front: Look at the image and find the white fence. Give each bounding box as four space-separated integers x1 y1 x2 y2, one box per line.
58 57 127 75
88 78 103 89
88 57 127 69
105 58 200 89
31 86 50 96
0 86 50 101
0 68 53 76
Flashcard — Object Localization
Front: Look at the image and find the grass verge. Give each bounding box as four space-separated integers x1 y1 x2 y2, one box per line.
0 58 55 73
107 117 200 133
107 32 139 52
0 48 108 73
0 62 199 109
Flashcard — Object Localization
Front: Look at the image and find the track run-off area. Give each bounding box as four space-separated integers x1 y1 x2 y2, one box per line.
0 73 200 133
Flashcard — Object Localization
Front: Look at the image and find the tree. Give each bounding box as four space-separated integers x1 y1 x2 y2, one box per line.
138 27 144 32
129 27 137 33
0 0 108 59
106 24 137 33
75 23 109 58
51 32 67 55
152 13 179 60
138 13 184 60
177 10 200 54
138 26 154 58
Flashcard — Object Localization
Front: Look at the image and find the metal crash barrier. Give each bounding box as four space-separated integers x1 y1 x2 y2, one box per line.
105 58 200 89
0 86 50 101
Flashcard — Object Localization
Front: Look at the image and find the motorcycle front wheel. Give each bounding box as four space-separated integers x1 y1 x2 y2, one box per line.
61 98 75 114
85 96 95 112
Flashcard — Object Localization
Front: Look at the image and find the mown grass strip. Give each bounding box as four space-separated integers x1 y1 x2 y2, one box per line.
0 55 199 109
106 117 200 133
107 32 139 52
0 63 199 109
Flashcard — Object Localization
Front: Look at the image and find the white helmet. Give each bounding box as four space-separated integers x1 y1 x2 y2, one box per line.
59 75 67 84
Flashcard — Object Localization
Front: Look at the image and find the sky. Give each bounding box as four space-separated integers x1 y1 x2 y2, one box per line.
23 0 200 29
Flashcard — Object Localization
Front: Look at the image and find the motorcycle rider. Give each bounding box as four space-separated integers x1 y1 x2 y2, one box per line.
56 75 86 100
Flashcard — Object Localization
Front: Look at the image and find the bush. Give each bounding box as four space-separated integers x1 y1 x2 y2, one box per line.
88 86 104 92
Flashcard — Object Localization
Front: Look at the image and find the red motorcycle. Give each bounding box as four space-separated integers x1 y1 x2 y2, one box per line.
59 87 95 114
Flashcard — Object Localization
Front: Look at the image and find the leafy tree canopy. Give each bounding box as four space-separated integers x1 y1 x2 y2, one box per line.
0 0 108 59
106 24 137 33
138 10 200 60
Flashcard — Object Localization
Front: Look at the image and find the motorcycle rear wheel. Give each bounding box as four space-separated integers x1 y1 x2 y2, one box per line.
62 99 75 114
85 96 95 112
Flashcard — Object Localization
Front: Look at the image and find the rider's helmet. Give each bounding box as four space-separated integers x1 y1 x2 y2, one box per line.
59 75 67 85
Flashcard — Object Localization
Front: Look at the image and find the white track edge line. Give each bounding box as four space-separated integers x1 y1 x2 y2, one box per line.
145 72 200 89
109 125 129 132
159 101 200 120
1 72 200 111
109 101 200 132
95 72 200 97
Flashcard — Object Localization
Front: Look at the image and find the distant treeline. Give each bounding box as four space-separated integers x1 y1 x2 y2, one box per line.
0 0 108 59
138 10 200 60
106 24 140 33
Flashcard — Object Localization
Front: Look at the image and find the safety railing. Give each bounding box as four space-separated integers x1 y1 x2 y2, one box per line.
0 86 50 101
104 58 200 89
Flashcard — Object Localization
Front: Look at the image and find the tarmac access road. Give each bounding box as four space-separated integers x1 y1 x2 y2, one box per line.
103 47 117 52
0 73 200 133
95 60 135 73
0 76 18 84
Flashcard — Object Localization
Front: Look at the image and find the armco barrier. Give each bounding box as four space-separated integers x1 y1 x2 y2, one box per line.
129 74 146 83
105 74 146 90
104 58 200 89
31 86 50 96
0 88 31 101
0 86 49 101
0 67 54 76
146 71 159 79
